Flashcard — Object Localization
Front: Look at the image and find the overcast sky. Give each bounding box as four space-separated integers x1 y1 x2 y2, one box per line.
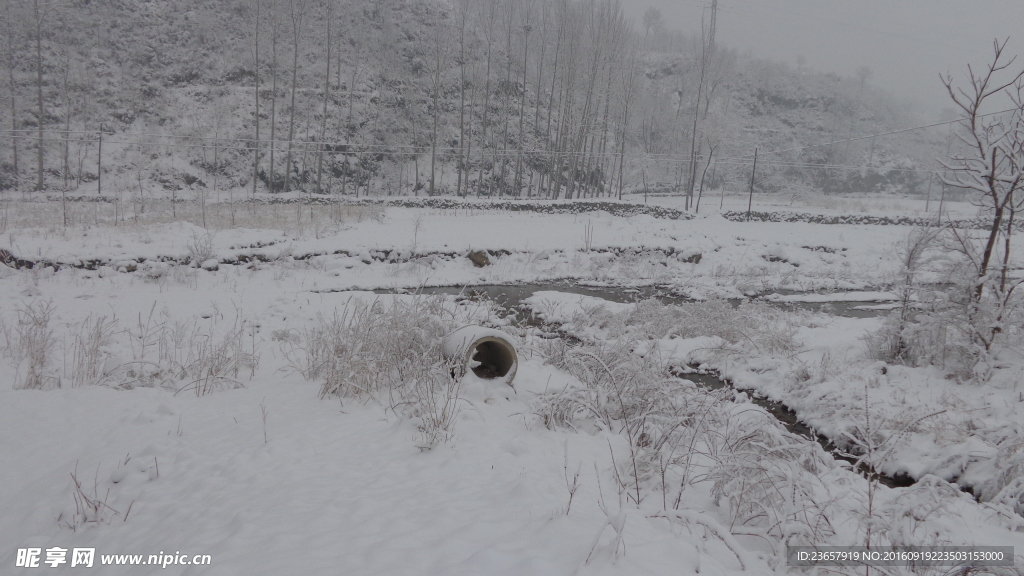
623 0 1024 118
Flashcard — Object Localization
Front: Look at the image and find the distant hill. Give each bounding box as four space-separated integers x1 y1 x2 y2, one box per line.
0 0 944 199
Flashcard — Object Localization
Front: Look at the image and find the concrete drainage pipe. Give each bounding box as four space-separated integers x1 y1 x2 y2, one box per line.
442 326 517 386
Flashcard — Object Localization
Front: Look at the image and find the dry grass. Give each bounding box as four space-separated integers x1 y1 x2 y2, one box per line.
59 464 121 531
3 301 60 389
533 340 843 551
0 196 386 236
282 295 483 445
286 297 453 399
69 315 118 388
0 299 260 394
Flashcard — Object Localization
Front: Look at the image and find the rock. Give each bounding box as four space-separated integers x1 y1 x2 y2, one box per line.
201 259 220 271
468 250 491 267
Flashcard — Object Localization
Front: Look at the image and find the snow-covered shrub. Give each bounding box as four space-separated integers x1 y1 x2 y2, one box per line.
865 299 977 378
69 315 118 388
867 261 1023 381
534 341 692 505
706 408 842 546
977 439 1024 516
863 224 1024 381
286 296 472 444
406 362 464 448
537 341 671 433
91 314 258 394
2 298 259 393
186 231 215 265
171 320 254 396
874 475 987 551
290 298 452 399
534 339 843 548
6 301 60 389
882 225 943 348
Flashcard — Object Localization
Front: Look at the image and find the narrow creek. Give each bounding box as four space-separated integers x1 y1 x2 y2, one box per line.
380 282 922 490
673 370 915 489
375 282 893 319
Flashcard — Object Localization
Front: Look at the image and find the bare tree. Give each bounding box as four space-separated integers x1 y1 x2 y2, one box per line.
31 0 49 191
617 41 640 200
56 36 73 189
427 15 450 196
497 0 517 196
641 7 661 51
538 0 566 198
939 38 1024 353
248 0 262 201
685 11 715 210
455 0 470 197
268 0 280 192
475 0 499 196
283 0 308 194
514 0 534 196
315 0 335 194
3 4 21 188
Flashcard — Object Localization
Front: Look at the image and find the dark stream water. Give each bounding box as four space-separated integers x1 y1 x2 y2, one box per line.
675 371 915 489
378 282 918 489
375 282 892 319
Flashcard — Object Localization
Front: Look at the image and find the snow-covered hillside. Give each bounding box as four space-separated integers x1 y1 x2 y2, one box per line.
2 0 942 201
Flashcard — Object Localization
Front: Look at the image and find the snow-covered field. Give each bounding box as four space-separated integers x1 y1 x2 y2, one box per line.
2 193 1023 575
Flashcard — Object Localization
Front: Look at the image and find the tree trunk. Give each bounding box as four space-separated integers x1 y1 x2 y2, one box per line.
269 0 279 192
456 1 468 197
514 25 530 196
476 2 497 196
429 26 444 196
315 0 333 194
540 13 563 198
5 14 18 187
251 0 261 202
284 0 305 194
33 0 44 192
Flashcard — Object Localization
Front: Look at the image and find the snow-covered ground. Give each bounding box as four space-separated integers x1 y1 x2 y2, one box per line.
1 193 974 297
525 290 1024 498
2 194 1023 575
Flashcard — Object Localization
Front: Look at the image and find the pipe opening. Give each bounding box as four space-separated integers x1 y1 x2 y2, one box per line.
470 339 516 379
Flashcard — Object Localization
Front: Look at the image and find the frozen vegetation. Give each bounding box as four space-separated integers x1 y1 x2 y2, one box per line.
2 0 1024 574
2 189 1023 574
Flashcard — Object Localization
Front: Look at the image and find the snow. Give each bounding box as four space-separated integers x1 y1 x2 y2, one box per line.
2 194 1024 574
3 205 924 297
762 290 898 303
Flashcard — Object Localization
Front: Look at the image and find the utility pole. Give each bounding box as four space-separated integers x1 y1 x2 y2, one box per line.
746 147 757 221
97 128 103 196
